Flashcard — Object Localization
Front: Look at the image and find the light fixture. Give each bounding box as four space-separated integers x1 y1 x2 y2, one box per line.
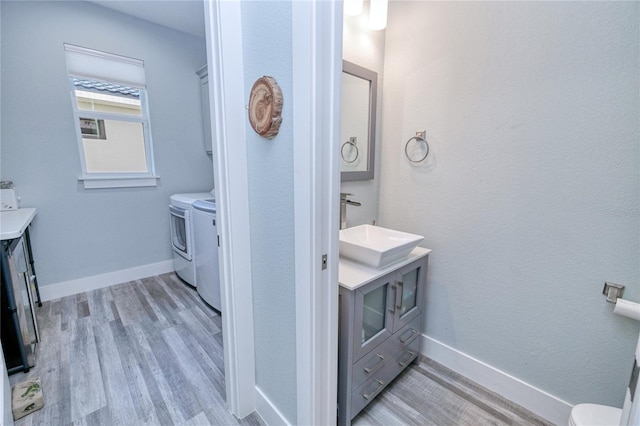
368 0 388 30
344 0 363 16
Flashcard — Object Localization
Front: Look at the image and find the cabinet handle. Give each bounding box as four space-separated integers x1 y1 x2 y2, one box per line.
399 328 417 343
363 354 385 373
388 285 396 313
362 379 386 400
396 281 404 310
398 351 417 368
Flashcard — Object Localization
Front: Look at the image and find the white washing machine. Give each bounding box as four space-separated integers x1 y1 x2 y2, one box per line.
192 199 221 311
169 192 213 287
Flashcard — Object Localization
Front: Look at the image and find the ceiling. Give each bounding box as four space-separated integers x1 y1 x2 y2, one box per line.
89 0 205 38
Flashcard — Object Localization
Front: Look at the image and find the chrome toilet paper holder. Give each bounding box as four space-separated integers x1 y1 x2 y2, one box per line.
603 281 625 303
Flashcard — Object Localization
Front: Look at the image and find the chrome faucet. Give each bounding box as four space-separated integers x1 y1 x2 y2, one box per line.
340 193 361 230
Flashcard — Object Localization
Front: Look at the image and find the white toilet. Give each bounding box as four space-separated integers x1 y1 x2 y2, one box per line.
568 301 640 426
569 403 623 426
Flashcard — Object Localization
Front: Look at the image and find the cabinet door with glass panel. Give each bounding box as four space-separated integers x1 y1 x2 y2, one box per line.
351 257 427 361
391 259 425 333
351 272 396 362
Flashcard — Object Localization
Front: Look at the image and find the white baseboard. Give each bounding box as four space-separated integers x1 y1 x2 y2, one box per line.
421 334 572 426
255 386 291 426
39 260 174 301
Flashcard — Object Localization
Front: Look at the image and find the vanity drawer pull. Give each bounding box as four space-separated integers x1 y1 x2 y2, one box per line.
398 351 416 368
399 328 417 343
362 379 385 400
363 354 385 373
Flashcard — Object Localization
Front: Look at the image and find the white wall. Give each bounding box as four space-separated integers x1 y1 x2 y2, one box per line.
379 1 639 408
241 1 297 423
1 1 213 287
341 3 385 227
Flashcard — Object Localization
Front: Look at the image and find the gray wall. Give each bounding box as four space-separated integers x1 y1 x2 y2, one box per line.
241 1 297 423
1 1 213 286
379 1 639 407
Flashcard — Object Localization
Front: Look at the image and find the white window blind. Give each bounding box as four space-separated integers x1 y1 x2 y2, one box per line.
64 43 146 88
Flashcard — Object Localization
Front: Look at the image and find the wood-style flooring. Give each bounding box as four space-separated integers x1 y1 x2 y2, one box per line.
9 272 553 426
352 358 553 426
9 273 263 426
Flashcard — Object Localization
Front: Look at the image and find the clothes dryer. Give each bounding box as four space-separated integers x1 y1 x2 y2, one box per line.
169 192 212 287
192 199 220 311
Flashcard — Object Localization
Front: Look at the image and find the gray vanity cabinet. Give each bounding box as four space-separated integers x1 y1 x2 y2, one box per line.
338 251 429 426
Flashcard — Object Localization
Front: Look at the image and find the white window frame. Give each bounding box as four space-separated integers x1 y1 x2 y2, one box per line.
64 44 159 189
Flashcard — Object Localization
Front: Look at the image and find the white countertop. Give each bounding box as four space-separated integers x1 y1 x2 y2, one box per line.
0 208 37 240
339 246 431 291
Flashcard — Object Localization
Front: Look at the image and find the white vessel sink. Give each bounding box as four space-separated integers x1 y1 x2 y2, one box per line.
339 224 424 268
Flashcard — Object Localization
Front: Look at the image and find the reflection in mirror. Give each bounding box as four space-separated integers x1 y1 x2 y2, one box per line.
341 61 377 181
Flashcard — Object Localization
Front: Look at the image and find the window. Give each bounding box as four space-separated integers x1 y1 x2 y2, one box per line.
64 44 158 188
79 117 106 139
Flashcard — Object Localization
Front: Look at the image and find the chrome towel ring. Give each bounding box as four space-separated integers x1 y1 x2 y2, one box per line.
404 133 429 163
341 138 359 163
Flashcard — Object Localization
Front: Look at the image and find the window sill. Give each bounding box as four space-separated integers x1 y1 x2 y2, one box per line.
78 175 160 189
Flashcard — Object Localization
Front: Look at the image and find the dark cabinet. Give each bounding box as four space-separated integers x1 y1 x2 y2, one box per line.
1 230 41 374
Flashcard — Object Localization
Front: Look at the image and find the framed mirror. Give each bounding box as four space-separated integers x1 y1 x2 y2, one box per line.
341 60 377 181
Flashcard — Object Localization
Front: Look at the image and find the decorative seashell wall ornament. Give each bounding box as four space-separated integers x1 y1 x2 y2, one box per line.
248 76 283 139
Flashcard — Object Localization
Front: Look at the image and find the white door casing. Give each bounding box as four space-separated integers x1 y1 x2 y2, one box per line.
292 1 342 425
203 0 256 418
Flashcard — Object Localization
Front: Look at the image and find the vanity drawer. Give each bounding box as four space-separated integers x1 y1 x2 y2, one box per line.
350 337 420 419
388 315 421 355
351 344 394 391
351 315 421 391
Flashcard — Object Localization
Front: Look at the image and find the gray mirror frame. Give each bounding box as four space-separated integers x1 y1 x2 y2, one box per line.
341 60 377 182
